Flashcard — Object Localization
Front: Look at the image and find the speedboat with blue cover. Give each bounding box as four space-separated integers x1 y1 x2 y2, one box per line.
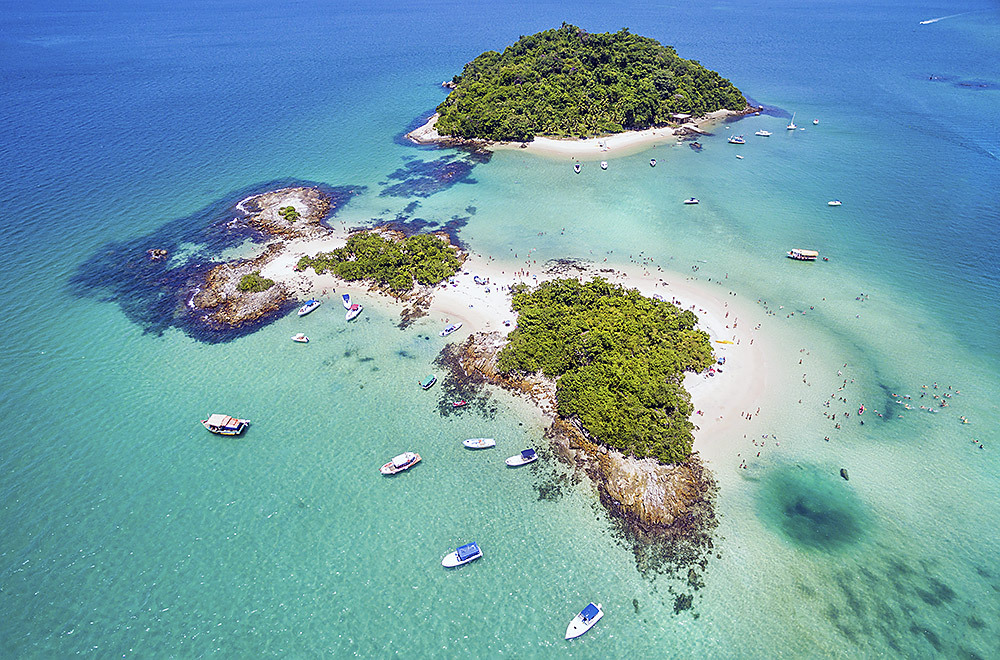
297 299 321 316
505 449 538 466
565 602 603 639
442 542 483 567
342 293 351 309
440 322 462 337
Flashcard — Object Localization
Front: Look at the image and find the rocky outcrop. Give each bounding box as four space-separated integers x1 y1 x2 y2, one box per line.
238 187 332 239
191 243 290 328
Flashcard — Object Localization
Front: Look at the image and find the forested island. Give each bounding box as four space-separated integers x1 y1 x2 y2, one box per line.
496 278 714 463
434 23 748 141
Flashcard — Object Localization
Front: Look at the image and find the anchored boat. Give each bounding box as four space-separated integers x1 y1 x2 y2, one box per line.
442 542 483 568
463 438 496 450
201 414 250 436
346 303 363 321
297 299 321 316
565 602 603 639
440 322 462 337
787 249 820 261
505 449 538 466
420 374 437 390
342 293 351 309
291 333 309 343
684 198 699 205
380 451 421 475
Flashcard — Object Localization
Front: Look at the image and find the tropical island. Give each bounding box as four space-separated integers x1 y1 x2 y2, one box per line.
409 23 757 152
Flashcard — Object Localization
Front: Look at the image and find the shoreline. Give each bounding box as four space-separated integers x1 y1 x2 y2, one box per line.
406 106 762 160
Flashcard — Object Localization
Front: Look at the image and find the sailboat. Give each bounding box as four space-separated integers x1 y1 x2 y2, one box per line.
787 113 797 130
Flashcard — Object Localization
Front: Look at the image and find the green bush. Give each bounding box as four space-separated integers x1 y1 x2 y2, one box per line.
279 206 300 222
435 23 746 141
497 278 714 463
237 271 275 293
297 232 461 292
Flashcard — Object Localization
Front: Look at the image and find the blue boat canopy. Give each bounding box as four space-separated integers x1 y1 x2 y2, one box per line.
521 449 536 459
456 543 480 561
581 603 600 621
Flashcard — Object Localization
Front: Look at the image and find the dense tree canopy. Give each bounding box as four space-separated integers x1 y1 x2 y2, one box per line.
297 232 461 292
497 278 714 464
435 24 747 141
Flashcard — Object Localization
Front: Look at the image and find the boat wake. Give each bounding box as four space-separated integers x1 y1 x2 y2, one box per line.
919 12 969 24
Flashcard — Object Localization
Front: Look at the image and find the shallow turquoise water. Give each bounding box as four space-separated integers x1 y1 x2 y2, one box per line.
1 0 999 657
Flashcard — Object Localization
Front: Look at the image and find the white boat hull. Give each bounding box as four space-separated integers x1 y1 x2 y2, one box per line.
346 305 362 321
565 604 603 639
463 438 496 449
442 548 483 567
505 454 538 467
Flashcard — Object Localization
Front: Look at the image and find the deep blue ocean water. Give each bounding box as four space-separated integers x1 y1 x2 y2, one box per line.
2 1 998 657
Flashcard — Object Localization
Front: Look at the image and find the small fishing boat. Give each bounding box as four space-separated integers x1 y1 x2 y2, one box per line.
342 293 351 309
813 119 820 125
736 155 745 159
505 448 538 467
828 200 842 206
380 451 421 475
649 158 656 167
452 400 468 408
600 161 608 170
291 333 309 343
346 303 362 321
727 135 745 144
297 299 321 316
463 438 496 450
442 542 482 568
565 602 603 640
420 374 436 390
201 414 250 436
440 322 463 337
574 163 581 174
787 112 797 130
684 198 699 205
787 249 820 261
755 130 771 137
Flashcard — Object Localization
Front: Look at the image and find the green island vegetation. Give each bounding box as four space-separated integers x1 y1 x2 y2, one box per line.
435 23 747 141
237 271 276 293
496 278 714 463
278 206 300 222
296 232 462 292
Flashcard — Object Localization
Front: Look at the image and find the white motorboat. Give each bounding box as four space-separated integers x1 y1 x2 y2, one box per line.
565 602 603 639
736 155 744 159
727 135 745 144
755 130 771 137
291 333 309 343
463 438 496 450
201 414 250 436
649 158 656 167
600 161 608 170
440 322 462 337
442 542 482 568
346 303 363 321
297 299 321 316
505 449 538 467
813 119 819 125
380 451 421 475
684 198 699 205
787 112 797 130
827 200 842 206
573 163 581 174
342 293 351 309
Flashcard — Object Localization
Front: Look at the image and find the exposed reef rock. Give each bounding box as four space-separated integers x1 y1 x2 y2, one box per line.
237 186 333 239
147 248 168 261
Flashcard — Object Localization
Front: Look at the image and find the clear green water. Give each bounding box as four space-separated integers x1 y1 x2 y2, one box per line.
1 1 998 657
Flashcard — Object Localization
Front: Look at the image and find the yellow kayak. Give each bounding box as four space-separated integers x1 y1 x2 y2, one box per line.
715 340 734 345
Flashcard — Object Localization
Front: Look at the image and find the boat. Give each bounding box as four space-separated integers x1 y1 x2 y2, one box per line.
291 333 309 343
342 293 351 309
690 141 702 151
345 303 362 321
201 414 250 436
858 404 865 415
452 400 468 408
649 159 656 167
574 163 581 174
297 299 321 316
684 198 699 205
736 155 745 159
755 130 771 137
440 322 463 337
727 135 745 144
380 451 421 475
420 374 436 390
600 161 608 170
441 542 483 568
505 448 538 467
463 438 496 450
787 249 820 261
828 200 842 206
787 113 797 130
565 602 603 640
813 119 820 125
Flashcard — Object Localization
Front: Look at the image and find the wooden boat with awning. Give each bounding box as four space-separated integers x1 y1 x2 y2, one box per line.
201 414 250 436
